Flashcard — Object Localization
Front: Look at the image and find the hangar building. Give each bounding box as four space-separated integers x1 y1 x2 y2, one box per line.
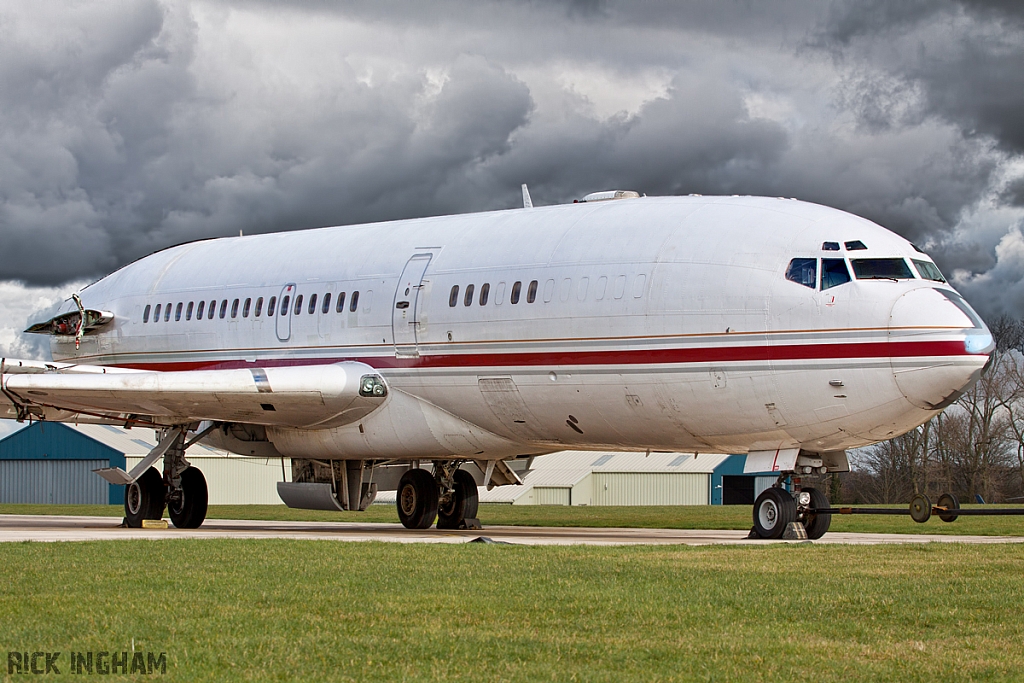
0 422 285 506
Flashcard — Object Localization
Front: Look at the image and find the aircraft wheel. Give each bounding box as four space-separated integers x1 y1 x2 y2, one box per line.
752 487 796 539
437 469 479 529
937 493 960 523
124 467 166 528
397 469 439 530
169 467 208 529
801 487 831 539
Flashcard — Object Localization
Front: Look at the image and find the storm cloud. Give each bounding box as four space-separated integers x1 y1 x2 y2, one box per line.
2 0 1024 358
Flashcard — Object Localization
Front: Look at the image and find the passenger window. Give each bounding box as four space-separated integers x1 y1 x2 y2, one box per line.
267 297 277 317
851 258 914 280
822 242 840 251
632 274 646 298
479 283 490 306
243 298 251 317
449 285 459 307
186 302 194 320
821 259 851 290
336 292 346 313
494 282 506 305
196 301 205 319
255 297 263 317
218 300 227 319
527 280 538 303
143 305 151 323
322 293 331 314
230 299 239 318
165 303 172 322
912 259 946 283
175 302 182 321
785 258 817 288
464 284 475 307
280 296 290 315
350 291 359 312
308 293 317 315
613 275 626 299
511 281 522 304
595 276 608 301
294 294 303 315
845 240 868 251
543 279 555 303
154 303 162 322
208 300 216 320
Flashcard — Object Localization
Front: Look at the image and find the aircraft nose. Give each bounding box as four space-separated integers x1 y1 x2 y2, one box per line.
889 287 993 410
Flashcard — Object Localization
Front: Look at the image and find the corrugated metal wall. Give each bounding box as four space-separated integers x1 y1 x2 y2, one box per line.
532 487 571 506
591 473 710 506
127 456 288 505
754 476 777 499
0 459 109 504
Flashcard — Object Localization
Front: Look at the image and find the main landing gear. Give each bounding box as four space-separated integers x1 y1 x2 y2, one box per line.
752 478 831 540
122 427 209 529
396 463 479 530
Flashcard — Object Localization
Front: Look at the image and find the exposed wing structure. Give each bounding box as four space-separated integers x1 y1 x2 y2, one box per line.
0 359 388 429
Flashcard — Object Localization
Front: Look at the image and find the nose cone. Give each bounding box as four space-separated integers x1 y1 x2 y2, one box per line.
889 287 992 410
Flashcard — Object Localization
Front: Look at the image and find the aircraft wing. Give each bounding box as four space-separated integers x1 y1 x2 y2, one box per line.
0 359 388 429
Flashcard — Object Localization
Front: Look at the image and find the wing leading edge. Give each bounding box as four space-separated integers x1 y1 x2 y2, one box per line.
1 360 388 429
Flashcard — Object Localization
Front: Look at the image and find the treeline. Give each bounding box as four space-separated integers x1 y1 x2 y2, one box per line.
842 316 1024 505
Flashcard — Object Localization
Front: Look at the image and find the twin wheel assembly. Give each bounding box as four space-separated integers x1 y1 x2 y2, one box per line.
752 485 831 540
397 467 479 530
124 466 208 529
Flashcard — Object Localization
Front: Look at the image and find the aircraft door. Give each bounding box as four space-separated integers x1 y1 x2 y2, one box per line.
392 254 432 357
276 283 295 342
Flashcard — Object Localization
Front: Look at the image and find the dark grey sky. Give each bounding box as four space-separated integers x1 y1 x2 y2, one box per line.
2 0 1024 356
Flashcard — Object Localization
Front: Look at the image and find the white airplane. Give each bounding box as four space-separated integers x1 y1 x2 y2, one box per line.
0 191 993 538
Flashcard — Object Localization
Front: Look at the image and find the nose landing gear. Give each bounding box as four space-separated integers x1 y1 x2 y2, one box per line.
751 478 832 540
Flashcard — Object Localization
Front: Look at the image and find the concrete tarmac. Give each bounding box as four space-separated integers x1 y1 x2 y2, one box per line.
1 514 1023 546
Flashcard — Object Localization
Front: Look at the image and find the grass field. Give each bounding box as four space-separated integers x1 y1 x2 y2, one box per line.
2 502 1023 536
1 540 1023 681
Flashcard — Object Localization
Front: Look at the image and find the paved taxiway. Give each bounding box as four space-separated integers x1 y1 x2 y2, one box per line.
1 514 1022 545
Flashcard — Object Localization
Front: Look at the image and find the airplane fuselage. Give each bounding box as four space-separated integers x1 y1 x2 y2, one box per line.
43 195 992 462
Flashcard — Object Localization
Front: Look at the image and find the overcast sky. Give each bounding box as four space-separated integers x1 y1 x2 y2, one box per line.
2 0 1024 365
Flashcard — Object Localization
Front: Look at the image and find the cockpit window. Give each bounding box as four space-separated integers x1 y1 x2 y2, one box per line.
845 240 867 251
851 258 914 280
821 258 851 290
785 258 817 289
822 242 840 251
912 259 946 283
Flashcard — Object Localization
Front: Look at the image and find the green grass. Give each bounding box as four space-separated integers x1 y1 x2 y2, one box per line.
3 502 1024 536
1 540 1023 681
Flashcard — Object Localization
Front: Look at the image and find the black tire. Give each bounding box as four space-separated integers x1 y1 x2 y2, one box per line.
168 467 208 529
437 469 480 529
802 487 831 539
937 492 960 523
752 487 796 539
397 469 439 530
124 467 165 528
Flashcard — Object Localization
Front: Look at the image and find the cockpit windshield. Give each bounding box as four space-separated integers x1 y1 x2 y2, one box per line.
850 258 914 280
912 259 946 283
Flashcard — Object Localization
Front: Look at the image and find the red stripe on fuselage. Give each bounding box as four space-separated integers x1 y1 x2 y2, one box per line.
109 339 978 372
